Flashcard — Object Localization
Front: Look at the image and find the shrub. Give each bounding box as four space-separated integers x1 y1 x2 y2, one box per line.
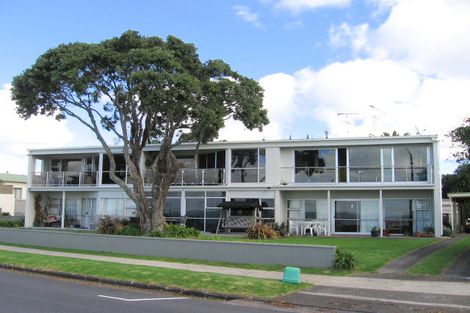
0 218 24 228
148 224 200 238
370 226 380 237
1 212 11 216
245 223 280 239
270 222 288 237
423 226 435 235
334 249 356 271
96 216 126 235
443 226 453 237
115 224 144 236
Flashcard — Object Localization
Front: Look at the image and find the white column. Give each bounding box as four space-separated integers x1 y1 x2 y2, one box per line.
379 189 384 237
24 155 36 227
432 139 443 237
181 190 186 217
449 196 454 232
225 148 231 185
274 190 284 223
98 153 103 186
327 190 331 236
61 191 66 229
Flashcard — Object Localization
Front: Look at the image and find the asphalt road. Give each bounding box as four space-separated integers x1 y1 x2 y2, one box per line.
0 269 305 313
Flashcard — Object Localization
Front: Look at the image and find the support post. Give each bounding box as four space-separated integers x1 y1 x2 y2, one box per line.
379 189 384 237
61 191 66 229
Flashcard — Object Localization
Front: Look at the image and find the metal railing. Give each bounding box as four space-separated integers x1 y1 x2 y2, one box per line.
32 171 98 187
280 166 432 184
145 168 226 186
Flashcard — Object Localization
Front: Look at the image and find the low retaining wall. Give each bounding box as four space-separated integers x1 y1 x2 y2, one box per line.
0 228 336 268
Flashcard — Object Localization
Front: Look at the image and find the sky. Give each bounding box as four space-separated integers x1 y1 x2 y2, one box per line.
0 0 469 174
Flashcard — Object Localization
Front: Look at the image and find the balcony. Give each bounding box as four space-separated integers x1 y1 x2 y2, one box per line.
145 168 226 186
280 166 432 184
32 171 98 187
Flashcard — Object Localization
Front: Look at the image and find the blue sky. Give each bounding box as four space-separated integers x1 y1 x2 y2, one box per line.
0 0 469 174
0 0 379 83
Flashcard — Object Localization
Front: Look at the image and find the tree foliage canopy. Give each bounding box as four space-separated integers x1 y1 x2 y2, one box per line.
11 31 269 231
442 117 470 197
449 117 470 162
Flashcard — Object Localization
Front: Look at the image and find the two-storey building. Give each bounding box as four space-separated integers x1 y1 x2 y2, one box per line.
25 135 443 236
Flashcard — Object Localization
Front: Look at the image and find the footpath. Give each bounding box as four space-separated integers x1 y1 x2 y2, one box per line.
0 244 469 312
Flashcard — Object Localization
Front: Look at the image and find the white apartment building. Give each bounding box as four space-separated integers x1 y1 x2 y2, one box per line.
25 135 443 236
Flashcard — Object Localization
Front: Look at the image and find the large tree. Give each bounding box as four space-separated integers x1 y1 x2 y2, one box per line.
442 118 470 197
11 31 268 231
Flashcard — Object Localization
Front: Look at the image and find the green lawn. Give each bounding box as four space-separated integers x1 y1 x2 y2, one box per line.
409 236 470 275
1 236 439 275
218 236 439 273
0 250 307 299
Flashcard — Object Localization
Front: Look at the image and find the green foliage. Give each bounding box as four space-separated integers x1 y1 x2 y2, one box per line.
449 117 470 162
148 224 200 238
270 222 288 237
423 226 435 235
442 163 470 197
370 226 380 237
334 249 356 271
0 218 24 228
115 223 144 236
443 226 453 237
1 212 10 216
11 30 269 232
96 216 126 235
245 223 280 239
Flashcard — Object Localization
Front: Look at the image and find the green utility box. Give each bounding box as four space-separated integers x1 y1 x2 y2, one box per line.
282 266 301 284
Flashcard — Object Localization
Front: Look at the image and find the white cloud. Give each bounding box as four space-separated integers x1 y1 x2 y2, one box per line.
329 22 369 54
273 0 351 13
233 5 265 29
0 84 75 174
355 0 470 78
236 0 470 174
217 73 297 141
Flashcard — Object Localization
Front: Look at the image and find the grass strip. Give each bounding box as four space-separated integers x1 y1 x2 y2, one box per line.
205 236 440 273
1 236 439 275
0 249 308 299
409 236 470 275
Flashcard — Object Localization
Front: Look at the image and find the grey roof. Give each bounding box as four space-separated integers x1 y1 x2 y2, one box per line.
0 173 27 183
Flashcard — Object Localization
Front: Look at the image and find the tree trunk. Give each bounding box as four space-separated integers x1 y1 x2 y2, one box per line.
150 138 179 231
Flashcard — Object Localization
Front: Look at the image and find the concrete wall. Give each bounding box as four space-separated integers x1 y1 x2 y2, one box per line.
0 228 336 268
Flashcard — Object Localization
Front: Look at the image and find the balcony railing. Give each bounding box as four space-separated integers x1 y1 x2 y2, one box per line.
32 171 98 187
280 166 432 184
145 168 226 186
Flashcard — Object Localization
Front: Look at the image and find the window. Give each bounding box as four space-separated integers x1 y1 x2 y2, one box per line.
231 149 266 183
394 145 428 182
338 148 347 182
384 199 412 234
102 154 127 184
13 188 22 200
294 149 335 183
335 200 379 233
348 147 381 182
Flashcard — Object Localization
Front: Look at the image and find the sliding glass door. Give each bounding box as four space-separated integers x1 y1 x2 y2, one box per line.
335 201 360 232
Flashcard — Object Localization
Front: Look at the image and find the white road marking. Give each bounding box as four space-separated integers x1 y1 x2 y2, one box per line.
98 295 189 302
299 291 470 310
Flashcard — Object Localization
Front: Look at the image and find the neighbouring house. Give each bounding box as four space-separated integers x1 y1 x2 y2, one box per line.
445 193 470 233
24 135 443 236
0 173 27 216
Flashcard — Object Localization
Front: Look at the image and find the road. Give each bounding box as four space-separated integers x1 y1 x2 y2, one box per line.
0 269 309 313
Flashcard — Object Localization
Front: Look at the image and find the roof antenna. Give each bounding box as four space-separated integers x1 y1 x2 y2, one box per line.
289 135 292 140
306 134 309 139
324 130 329 139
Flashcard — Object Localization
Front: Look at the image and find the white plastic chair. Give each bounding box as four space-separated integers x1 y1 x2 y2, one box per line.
303 221 315 236
288 220 301 236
